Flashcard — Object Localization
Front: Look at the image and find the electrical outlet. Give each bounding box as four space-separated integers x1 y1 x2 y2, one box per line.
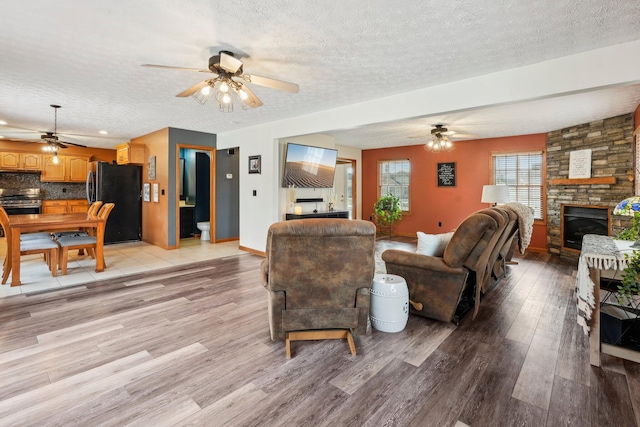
438 221 442 227
253 190 257 196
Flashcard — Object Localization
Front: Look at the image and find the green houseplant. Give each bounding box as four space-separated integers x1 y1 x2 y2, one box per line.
620 250 640 302
373 193 402 236
615 212 640 241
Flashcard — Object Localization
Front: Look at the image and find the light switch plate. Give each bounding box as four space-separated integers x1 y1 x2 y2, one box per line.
226 173 233 179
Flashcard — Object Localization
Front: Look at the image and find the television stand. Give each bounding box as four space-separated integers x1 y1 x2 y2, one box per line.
285 211 349 220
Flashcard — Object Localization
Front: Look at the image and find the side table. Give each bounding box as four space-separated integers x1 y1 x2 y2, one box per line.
370 274 409 332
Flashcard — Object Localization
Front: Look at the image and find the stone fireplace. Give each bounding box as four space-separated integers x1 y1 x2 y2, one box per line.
546 113 635 258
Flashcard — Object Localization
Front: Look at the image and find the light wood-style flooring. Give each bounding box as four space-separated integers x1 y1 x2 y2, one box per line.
0 238 638 426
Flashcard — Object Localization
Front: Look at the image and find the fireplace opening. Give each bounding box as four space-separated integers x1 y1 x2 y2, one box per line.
562 205 610 251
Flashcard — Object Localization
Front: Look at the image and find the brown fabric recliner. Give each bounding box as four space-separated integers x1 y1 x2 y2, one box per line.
382 211 499 323
260 219 376 356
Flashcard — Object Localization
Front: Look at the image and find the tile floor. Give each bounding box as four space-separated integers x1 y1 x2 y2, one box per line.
0 237 245 298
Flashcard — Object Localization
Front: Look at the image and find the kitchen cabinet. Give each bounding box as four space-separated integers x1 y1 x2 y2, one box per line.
41 155 89 182
68 199 89 213
0 152 42 170
116 143 144 165
42 199 88 214
67 156 88 181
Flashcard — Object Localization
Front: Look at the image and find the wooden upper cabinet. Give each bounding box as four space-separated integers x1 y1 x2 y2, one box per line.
41 155 66 181
21 153 42 170
116 143 144 165
67 156 88 182
0 152 42 170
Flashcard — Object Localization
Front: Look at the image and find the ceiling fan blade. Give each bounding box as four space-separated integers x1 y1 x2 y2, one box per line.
242 74 299 93
60 140 86 148
56 142 69 149
141 64 212 73
176 81 211 98
239 84 263 108
219 52 243 74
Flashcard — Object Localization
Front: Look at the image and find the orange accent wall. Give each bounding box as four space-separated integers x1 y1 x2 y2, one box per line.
362 134 548 251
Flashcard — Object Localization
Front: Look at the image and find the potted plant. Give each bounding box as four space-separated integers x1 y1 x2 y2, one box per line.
616 212 640 241
620 250 640 302
373 193 402 236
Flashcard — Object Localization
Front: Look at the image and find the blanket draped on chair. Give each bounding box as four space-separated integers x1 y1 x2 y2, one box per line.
502 202 534 254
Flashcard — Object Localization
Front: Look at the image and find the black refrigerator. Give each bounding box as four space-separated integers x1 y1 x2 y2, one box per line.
86 162 142 244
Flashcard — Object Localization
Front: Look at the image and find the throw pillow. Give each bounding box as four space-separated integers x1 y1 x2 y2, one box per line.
416 231 454 257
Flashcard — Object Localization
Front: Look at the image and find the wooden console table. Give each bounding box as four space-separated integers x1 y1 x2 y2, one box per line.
285 211 349 220
577 234 640 366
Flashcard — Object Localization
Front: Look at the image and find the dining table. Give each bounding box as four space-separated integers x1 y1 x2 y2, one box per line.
6 212 106 286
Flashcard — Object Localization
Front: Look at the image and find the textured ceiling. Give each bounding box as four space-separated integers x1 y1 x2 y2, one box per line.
0 1 639 149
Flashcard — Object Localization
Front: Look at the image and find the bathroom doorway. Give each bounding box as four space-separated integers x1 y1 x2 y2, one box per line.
176 145 215 246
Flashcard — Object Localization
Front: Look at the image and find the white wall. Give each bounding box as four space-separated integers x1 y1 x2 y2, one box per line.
216 40 640 253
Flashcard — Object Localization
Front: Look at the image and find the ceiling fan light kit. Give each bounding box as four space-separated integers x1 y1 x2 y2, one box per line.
143 50 298 112
424 124 454 153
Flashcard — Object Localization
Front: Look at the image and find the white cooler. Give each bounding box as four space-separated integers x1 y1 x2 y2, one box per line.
370 274 409 333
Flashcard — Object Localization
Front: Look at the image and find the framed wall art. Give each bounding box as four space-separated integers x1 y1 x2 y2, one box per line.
148 156 156 180
143 183 150 202
249 155 261 174
437 162 456 187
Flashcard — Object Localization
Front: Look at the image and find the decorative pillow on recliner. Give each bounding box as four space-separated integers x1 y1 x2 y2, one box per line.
416 231 454 257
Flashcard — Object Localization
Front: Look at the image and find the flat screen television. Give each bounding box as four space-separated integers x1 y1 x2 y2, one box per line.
282 143 338 188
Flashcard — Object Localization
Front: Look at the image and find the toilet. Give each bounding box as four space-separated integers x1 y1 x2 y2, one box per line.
196 222 210 241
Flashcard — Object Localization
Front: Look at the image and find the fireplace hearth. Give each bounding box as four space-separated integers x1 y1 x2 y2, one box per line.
562 205 610 251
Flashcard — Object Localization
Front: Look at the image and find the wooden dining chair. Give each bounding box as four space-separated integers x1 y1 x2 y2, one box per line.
55 203 114 275
50 200 104 257
0 207 59 284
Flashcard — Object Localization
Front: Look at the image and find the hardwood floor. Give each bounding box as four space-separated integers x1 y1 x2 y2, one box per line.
0 238 638 426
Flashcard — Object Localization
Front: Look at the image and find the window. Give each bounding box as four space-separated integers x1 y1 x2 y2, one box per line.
379 159 410 211
491 151 543 220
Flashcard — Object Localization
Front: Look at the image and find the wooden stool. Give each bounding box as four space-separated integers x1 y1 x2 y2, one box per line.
285 330 356 359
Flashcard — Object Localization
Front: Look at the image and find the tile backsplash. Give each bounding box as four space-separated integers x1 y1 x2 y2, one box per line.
0 172 85 199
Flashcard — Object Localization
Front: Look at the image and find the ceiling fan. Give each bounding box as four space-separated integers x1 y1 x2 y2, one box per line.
407 123 478 152
1 105 87 149
142 50 299 111
40 105 87 150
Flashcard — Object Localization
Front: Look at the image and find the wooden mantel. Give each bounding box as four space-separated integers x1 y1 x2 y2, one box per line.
548 177 616 185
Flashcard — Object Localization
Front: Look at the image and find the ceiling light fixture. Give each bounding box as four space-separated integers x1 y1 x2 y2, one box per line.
424 124 454 153
192 77 251 112
99 130 108 135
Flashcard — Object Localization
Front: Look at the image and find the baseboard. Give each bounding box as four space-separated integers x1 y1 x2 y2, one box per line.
215 237 239 243
240 245 265 257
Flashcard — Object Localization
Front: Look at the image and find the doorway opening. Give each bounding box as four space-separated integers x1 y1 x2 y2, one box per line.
335 158 356 219
176 145 215 247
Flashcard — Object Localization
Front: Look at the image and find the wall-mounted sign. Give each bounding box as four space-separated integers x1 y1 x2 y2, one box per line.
437 162 456 187
569 149 592 179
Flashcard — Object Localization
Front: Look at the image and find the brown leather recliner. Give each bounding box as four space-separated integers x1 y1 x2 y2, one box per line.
382 211 499 323
260 219 376 357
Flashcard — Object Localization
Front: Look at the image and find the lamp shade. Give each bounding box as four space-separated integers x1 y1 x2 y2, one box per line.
613 196 640 215
481 185 510 204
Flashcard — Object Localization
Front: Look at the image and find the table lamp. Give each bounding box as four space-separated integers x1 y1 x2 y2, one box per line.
481 185 510 206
